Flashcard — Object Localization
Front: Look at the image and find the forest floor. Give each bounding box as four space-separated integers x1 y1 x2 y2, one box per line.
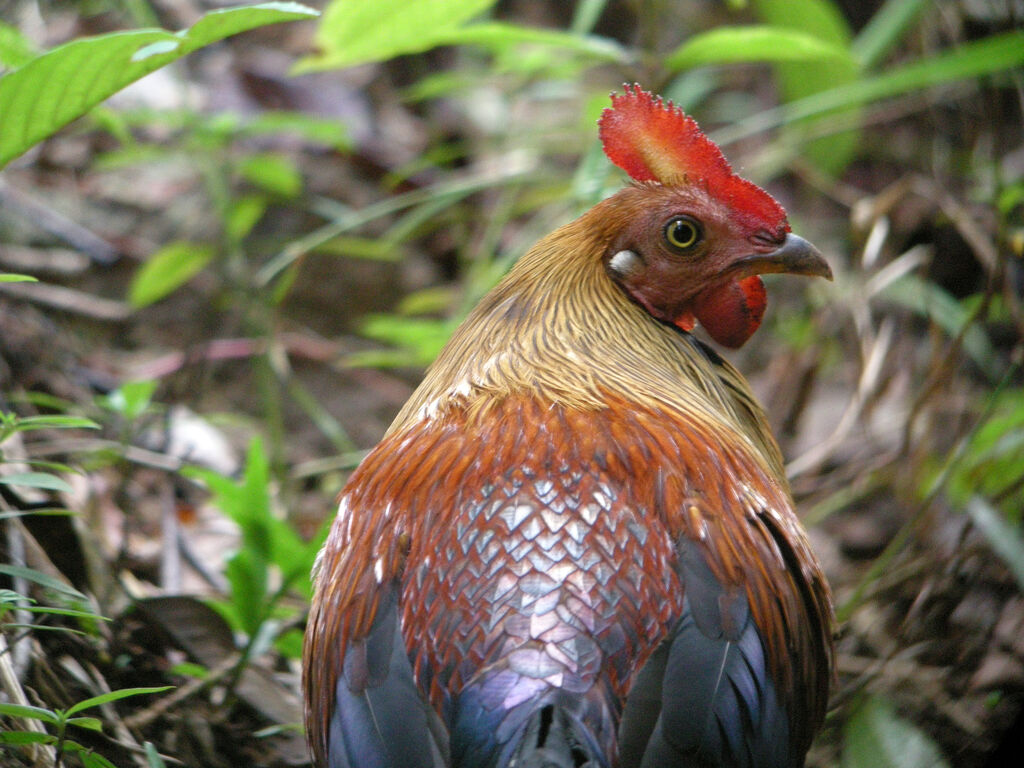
2 2 1023 767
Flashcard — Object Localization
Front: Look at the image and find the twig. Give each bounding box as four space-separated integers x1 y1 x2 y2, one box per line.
787 317 895 478
0 279 132 321
0 178 119 265
0 631 58 765
121 652 240 731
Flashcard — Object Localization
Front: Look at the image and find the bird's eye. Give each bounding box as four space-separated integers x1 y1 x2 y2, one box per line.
664 216 702 252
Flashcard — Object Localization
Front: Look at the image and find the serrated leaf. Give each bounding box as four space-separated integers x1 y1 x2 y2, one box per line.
0 3 318 168
666 25 850 70
129 242 215 307
297 0 496 72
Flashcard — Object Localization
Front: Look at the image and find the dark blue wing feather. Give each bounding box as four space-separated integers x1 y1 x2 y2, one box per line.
329 586 445 768
619 536 793 768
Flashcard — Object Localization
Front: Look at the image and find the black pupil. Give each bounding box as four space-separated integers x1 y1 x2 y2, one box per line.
670 219 695 247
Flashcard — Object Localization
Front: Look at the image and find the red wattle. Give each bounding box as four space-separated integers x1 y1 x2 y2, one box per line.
692 276 766 348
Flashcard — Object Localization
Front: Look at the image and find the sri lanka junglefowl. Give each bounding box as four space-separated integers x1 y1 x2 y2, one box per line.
303 84 835 768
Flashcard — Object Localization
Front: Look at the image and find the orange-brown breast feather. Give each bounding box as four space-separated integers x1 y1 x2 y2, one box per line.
303 390 832 764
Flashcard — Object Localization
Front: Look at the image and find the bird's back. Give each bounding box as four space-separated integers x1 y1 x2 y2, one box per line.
307 367 829 767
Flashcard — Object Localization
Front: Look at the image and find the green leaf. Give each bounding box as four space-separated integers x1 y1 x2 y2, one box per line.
966 496 1024 590
666 25 850 70
571 0 610 35
751 0 859 174
314 235 403 262
359 314 455 366
224 548 268 635
0 564 86 600
0 273 38 283
185 438 318 631
144 741 168 768
0 730 57 745
66 742 119 768
274 626 306 659
65 687 173 717
18 604 108 621
843 29 1024 106
852 0 933 69
439 22 626 62
752 0 851 45
717 30 1024 147
879 274 999 379
168 662 209 679
129 242 215 307
842 695 949 768
0 702 59 724
227 195 269 243
0 472 72 493
236 111 350 149
6 415 99 430
66 716 103 731
0 21 37 69
0 3 319 168
187 439 272 543
297 0 496 72
102 379 159 421
238 153 303 198
942 387 1024 517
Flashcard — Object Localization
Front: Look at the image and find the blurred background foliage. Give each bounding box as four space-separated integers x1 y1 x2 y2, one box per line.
1 0 1022 766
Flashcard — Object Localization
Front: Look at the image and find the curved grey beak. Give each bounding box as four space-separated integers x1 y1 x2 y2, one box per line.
733 233 833 281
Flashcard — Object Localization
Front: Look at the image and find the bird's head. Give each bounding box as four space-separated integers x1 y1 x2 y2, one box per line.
596 85 832 348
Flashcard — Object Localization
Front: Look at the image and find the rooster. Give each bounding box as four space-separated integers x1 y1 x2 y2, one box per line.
303 85 834 768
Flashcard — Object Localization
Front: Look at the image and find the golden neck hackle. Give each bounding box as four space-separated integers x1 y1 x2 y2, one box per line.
387 193 785 480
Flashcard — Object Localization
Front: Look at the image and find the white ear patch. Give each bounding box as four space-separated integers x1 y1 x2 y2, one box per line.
609 249 640 276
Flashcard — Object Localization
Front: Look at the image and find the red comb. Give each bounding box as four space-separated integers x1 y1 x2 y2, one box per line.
598 84 788 235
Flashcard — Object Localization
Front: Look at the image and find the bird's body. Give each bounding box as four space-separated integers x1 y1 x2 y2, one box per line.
304 87 834 768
